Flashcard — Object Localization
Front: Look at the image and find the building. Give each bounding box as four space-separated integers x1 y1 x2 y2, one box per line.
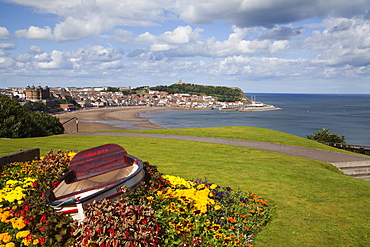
25 85 50 101
25 85 56 107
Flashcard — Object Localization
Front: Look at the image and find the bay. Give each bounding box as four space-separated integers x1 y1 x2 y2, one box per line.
141 94 370 146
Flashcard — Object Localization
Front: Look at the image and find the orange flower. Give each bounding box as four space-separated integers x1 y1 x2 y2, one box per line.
230 226 235 230
227 217 237 223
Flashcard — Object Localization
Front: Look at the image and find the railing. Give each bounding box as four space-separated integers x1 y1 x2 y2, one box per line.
62 117 79 132
320 142 370 156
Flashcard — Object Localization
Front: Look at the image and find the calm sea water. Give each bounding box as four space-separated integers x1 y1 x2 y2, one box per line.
141 94 370 146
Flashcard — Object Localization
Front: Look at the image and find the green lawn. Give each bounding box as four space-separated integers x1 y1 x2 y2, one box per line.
102 126 360 153
1 127 369 246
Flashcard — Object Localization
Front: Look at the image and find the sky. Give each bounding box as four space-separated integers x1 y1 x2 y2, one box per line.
1 0 370 94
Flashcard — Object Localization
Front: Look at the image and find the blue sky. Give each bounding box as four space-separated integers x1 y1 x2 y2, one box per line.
1 0 370 94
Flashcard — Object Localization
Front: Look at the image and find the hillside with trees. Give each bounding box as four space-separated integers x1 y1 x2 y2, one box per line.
150 83 249 102
0 95 64 138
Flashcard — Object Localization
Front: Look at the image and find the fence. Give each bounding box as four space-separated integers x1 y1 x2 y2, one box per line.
321 142 370 156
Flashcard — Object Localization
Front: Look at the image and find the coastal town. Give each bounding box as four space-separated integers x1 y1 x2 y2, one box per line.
0 83 278 112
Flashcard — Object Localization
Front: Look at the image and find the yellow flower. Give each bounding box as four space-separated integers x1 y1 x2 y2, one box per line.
210 184 218 190
21 238 31 246
146 196 154 201
0 233 12 243
214 205 221 210
156 190 163 196
16 230 30 239
196 184 205 190
5 243 15 247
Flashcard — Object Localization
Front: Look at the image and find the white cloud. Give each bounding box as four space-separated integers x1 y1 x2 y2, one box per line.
0 43 16 50
6 0 370 44
135 32 156 45
307 17 370 67
99 60 122 69
158 25 203 44
174 0 370 27
127 25 288 57
35 52 51 62
0 56 15 69
15 26 53 40
38 50 73 69
114 29 135 43
29 45 43 54
16 54 32 62
0 27 12 40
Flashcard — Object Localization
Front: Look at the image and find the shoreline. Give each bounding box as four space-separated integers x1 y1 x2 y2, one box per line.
56 106 207 133
56 105 280 133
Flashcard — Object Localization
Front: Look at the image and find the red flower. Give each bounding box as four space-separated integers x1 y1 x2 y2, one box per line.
39 226 47 231
32 182 37 187
96 227 102 233
39 237 45 245
141 219 147 224
40 213 47 222
108 228 115 236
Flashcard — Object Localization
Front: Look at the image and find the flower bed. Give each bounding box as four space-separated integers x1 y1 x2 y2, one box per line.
0 150 272 246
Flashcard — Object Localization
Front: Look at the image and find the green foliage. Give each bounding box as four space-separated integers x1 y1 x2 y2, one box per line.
32 112 65 136
307 128 345 143
0 95 64 138
21 150 74 246
150 83 247 102
71 198 161 247
23 101 48 112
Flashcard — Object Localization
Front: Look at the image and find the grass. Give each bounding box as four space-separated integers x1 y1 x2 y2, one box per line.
1 127 369 246
101 126 360 153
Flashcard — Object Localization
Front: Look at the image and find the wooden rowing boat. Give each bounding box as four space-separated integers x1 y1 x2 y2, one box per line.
45 144 145 221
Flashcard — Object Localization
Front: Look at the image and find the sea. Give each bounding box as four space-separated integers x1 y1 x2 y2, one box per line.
140 94 370 146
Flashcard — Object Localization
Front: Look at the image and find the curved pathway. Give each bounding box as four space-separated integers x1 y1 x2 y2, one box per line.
68 132 370 163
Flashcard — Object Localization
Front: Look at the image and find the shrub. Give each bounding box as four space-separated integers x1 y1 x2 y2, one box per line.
0 95 64 138
307 128 345 143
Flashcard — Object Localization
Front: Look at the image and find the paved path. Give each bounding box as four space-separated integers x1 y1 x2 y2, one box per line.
68 132 370 163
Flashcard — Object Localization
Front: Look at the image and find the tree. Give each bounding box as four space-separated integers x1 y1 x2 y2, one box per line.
0 95 64 138
307 128 345 143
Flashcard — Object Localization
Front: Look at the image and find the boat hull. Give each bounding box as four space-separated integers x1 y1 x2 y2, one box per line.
46 144 146 221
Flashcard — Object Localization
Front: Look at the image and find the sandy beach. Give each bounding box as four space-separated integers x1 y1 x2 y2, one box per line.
56 106 190 133
56 105 281 133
